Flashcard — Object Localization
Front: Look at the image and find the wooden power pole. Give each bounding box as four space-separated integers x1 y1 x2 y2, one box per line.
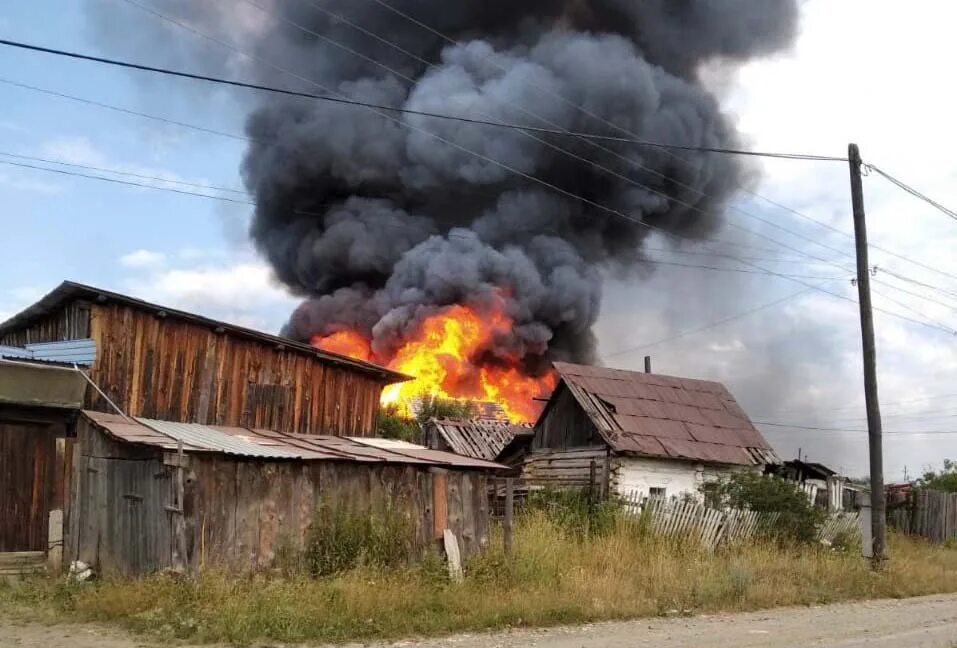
848 143 886 566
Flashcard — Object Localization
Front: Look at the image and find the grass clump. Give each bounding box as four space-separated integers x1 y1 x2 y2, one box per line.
295 498 415 576
2 518 957 645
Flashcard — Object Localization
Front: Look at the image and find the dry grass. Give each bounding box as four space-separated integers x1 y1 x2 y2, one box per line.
2 514 957 644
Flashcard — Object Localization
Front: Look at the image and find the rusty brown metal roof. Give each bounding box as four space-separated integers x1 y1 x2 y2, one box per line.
424 417 532 461
545 362 779 466
82 410 503 470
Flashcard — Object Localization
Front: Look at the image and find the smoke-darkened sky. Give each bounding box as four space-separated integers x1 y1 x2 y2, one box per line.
0 0 955 479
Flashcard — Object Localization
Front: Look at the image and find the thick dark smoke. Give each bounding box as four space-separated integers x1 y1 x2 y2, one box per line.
91 0 799 376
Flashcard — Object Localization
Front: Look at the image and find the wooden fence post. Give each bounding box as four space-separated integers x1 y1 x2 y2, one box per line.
504 477 514 556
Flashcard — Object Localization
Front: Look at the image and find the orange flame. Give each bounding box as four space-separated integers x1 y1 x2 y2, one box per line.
312 302 555 423
310 329 372 362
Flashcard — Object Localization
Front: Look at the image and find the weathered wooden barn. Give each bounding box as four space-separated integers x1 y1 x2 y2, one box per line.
525 362 779 498
0 282 501 575
69 411 497 574
0 281 406 436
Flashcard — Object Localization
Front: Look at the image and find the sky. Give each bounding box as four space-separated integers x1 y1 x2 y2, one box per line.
1 0 956 479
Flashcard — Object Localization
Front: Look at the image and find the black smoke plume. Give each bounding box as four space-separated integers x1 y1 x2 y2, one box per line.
93 0 800 376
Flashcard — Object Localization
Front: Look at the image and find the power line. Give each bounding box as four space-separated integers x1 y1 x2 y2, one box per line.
256 0 861 276
868 164 957 222
0 155 848 285
361 0 957 291
640 258 843 280
34 0 954 337
0 151 248 195
9 6 948 335
288 0 867 281
0 37 847 162
754 392 957 417
0 159 251 203
129 0 955 336
0 76 254 144
754 420 957 435
601 284 822 359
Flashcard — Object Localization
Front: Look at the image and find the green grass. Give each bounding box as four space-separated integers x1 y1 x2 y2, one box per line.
2 514 957 645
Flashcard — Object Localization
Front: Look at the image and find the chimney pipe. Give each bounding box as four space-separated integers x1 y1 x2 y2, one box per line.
644 355 652 374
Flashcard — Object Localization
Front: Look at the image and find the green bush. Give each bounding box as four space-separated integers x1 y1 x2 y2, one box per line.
917 459 957 493
377 405 421 443
377 397 475 443
702 473 826 543
303 498 415 576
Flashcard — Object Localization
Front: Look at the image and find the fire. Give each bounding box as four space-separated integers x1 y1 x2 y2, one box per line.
311 329 372 362
312 302 555 422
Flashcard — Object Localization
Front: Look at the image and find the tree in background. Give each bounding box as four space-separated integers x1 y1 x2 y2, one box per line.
377 396 475 443
702 473 826 544
917 459 957 493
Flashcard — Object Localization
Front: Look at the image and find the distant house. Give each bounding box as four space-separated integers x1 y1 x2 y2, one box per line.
525 362 779 499
773 459 863 511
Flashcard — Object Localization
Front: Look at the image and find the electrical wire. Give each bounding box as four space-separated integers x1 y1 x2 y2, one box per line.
5 12 951 336
754 392 957 416
361 0 957 290
0 37 848 162
289 0 870 284
868 164 957 222
754 420 957 435
1 155 855 284
0 76 255 144
601 284 823 359
0 151 248 195
118 0 957 336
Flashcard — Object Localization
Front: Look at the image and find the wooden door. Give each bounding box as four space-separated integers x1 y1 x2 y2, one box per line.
0 421 56 552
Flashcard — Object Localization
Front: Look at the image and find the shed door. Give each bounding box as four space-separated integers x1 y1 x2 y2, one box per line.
0 421 56 552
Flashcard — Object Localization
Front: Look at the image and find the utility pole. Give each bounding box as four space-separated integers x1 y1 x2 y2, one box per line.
848 143 886 567
644 355 652 374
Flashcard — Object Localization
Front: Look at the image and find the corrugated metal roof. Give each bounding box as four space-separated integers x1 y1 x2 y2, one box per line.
0 281 407 383
137 418 302 459
423 417 532 461
543 362 779 467
0 339 96 366
82 410 503 470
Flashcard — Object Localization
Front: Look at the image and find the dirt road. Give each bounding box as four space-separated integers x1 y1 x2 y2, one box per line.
1 594 956 648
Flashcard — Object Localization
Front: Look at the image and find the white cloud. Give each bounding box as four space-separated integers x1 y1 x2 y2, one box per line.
126 260 298 333
119 249 166 268
0 170 63 195
37 136 238 196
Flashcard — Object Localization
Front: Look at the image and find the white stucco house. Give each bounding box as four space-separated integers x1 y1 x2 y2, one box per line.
523 362 780 500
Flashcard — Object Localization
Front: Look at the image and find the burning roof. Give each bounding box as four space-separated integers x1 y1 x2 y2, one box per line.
543 362 779 466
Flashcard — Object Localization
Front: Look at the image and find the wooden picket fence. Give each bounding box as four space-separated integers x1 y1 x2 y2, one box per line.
819 511 862 544
620 489 859 550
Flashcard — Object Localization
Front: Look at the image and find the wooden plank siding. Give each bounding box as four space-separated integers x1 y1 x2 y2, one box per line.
532 385 603 451
66 422 490 574
0 300 388 437
0 420 58 551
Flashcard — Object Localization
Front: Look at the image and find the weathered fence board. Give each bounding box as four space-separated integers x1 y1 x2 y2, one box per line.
888 489 957 543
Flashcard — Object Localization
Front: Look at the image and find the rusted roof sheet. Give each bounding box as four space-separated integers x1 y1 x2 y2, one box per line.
423 417 532 461
545 362 779 467
81 410 503 470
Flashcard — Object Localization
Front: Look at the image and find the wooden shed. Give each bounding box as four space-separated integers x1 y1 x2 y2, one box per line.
0 281 408 437
0 357 87 574
68 410 499 574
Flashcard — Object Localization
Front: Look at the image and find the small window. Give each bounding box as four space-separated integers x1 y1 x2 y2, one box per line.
649 487 667 499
